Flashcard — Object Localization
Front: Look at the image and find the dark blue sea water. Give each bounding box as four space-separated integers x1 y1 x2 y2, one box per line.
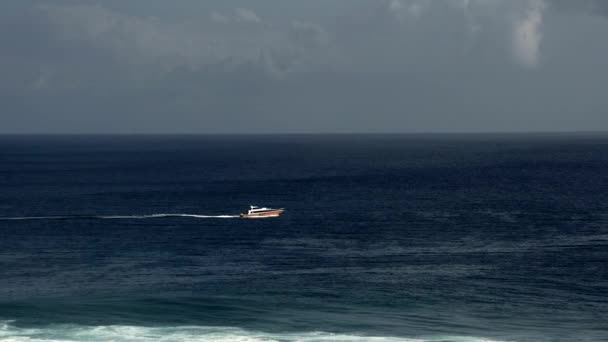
0 134 607 342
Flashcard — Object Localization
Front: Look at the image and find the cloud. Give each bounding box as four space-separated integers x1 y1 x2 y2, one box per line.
31 3 331 81
33 68 51 90
547 0 608 16
389 0 405 12
210 9 260 24
291 22 330 46
2 0 608 133
512 0 547 67
210 11 229 24
235 8 261 23
27 0 557 82
388 0 429 18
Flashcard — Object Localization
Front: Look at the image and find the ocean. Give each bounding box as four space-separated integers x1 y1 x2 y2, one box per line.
0 134 606 341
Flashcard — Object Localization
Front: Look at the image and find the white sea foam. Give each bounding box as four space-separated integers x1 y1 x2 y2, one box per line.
100 214 240 219
0 321 510 342
0 214 240 221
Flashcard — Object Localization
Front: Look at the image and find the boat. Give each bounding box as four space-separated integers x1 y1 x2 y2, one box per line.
240 205 284 218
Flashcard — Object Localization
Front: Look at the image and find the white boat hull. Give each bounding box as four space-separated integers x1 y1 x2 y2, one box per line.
240 209 284 218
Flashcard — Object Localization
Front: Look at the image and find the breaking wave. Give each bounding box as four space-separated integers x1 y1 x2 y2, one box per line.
0 321 508 342
0 213 239 221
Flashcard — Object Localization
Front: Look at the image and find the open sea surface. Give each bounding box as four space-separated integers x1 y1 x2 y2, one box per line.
0 134 607 341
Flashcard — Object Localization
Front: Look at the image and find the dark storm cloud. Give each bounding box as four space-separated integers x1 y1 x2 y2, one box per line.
1 0 608 133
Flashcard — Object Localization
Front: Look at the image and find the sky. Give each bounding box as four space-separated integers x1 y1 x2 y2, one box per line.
1 0 607 134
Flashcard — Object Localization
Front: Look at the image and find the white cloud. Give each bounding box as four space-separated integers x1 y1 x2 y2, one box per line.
512 0 547 67
235 8 261 23
389 0 405 12
407 3 425 17
388 0 429 19
210 11 229 23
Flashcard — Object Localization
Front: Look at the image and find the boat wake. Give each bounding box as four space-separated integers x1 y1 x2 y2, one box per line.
0 213 240 221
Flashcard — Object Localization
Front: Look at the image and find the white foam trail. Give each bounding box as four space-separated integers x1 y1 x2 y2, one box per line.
161 214 240 219
0 321 511 342
0 214 240 221
100 214 240 219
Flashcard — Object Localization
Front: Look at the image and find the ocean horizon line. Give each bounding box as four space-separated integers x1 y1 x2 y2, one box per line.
1 130 608 137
